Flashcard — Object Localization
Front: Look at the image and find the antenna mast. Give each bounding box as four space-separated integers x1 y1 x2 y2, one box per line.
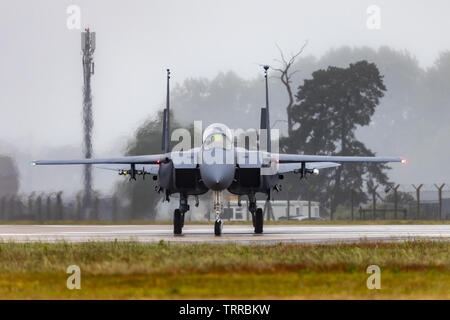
81 28 95 220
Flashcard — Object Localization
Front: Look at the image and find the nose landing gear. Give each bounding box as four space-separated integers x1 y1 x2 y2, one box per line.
213 190 224 236
214 219 223 236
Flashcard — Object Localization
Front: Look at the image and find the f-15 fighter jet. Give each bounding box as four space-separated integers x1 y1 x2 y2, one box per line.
32 67 405 236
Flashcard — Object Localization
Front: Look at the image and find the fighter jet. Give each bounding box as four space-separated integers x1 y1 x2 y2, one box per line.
32 67 406 236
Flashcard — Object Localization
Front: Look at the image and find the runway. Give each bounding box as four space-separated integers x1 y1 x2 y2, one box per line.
0 224 450 244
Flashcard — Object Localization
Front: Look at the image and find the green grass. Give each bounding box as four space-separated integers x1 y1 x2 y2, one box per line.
0 240 449 299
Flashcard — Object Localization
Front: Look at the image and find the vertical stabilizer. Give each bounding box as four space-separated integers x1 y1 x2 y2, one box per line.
162 69 170 153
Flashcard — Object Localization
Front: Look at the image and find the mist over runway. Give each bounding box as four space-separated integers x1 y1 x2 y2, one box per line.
0 224 449 244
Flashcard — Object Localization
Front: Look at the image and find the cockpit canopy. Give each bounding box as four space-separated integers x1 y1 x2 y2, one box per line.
203 133 232 150
202 123 233 150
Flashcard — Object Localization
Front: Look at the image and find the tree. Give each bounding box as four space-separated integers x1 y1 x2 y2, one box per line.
270 42 308 137
171 71 262 130
115 110 169 220
384 190 414 205
286 60 390 214
115 109 197 220
426 51 450 124
0 156 19 198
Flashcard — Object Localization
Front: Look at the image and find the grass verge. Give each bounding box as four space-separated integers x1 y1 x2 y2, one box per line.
0 240 449 299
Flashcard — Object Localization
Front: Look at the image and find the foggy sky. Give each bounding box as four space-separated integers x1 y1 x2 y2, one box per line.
1 0 449 194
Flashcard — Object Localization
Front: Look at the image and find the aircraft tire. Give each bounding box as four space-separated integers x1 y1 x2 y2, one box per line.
254 208 263 234
173 209 183 235
214 219 222 236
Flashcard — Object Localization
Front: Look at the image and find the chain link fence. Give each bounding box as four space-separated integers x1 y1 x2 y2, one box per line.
329 184 450 220
0 192 122 222
0 183 449 221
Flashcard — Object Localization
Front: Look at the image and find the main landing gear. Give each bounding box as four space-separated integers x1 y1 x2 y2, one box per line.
248 193 263 234
253 208 263 234
173 191 264 236
173 209 184 235
173 194 189 235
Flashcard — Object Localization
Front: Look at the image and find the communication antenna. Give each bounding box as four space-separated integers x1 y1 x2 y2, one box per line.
81 28 95 219
263 65 271 153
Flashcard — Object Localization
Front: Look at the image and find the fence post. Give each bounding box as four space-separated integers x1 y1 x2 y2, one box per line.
10 196 17 220
308 186 312 219
329 186 334 221
350 187 354 221
56 191 63 220
4 196 11 220
265 200 274 221
112 195 118 221
286 185 292 220
36 195 42 222
287 197 290 220
246 200 249 221
28 193 35 220
76 194 82 220
412 184 423 219
93 195 99 221
3 196 9 219
17 196 24 218
372 184 379 220
10 197 14 219
46 195 52 221
434 184 445 220
393 184 400 219
264 200 268 220
0 196 5 220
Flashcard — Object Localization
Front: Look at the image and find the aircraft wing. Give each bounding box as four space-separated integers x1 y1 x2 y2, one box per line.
31 154 168 166
277 162 341 174
276 154 405 164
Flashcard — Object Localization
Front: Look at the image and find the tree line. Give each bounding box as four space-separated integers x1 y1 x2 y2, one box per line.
116 46 450 219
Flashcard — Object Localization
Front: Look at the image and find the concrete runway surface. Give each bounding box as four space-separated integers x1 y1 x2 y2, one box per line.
0 224 450 244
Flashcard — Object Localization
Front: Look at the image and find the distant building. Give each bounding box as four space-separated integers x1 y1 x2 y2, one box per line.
222 200 320 221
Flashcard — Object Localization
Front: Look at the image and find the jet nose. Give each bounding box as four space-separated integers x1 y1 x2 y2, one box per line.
200 163 235 191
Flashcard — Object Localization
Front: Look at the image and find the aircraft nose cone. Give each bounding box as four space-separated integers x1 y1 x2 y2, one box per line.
200 163 235 191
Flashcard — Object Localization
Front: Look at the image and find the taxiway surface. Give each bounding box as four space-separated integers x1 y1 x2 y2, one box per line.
0 224 449 244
